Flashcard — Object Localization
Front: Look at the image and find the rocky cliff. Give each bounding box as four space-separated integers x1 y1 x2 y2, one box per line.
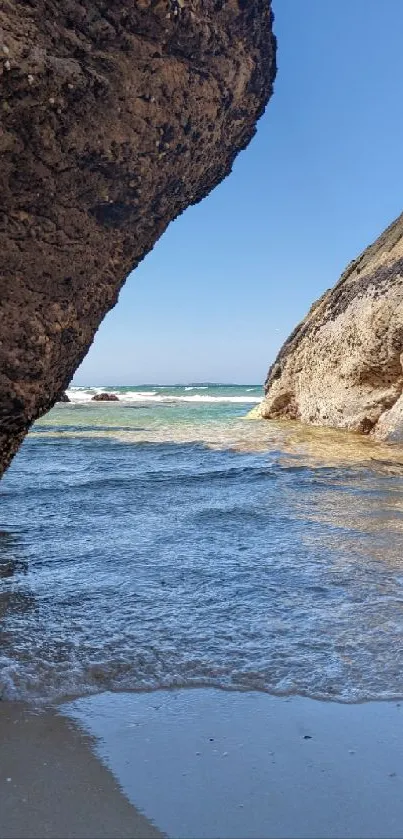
0 0 276 476
260 213 403 442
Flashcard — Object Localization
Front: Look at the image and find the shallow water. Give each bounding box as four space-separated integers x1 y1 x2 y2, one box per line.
1 384 403 702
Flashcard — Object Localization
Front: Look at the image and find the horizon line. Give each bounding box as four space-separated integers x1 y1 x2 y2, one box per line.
70 381 263 388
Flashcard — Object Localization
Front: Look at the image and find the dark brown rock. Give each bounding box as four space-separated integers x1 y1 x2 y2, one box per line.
0 562 14 579
91 392 119 401
57 391 70 403
0 0 276 476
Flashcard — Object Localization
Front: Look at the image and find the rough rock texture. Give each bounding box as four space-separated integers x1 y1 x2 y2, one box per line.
57 391 70 402
0 0 276 476
260 212 403 441
92 392 119 401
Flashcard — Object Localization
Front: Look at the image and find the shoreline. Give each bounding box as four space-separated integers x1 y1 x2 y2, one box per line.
65 688 403 839
2 688 403 839
0 701 162 839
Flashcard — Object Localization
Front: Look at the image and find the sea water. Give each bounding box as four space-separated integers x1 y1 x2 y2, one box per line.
1 383 403 703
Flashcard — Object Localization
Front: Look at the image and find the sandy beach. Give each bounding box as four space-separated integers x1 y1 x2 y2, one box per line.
0 702 162 839
2 689 403 839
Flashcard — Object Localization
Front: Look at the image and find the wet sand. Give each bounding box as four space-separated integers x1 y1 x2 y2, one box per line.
0 702 162 839
64 689 403 839
2 689 403 838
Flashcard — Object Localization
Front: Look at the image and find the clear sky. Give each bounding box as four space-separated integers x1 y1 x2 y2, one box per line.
74 0 403 386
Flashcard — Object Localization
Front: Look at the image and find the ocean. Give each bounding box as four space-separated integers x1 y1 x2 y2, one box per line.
1 383 403 704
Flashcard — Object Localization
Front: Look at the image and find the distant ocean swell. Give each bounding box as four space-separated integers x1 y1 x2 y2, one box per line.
65 386 263 404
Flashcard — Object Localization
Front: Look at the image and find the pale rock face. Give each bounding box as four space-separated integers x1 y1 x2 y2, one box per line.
371 395 403 442
260 213 403 442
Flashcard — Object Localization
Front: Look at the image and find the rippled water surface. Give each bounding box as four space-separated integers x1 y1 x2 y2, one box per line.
1 384 403 702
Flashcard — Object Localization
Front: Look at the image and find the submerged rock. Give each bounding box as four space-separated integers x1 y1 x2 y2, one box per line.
0 0 276 476
92 393 119 402
260 213 403 442
0 562 15 579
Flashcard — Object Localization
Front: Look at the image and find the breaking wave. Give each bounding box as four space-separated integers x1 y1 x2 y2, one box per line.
65 386 262 405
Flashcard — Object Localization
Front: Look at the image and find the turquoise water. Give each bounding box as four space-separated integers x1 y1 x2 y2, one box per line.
1 384 403 703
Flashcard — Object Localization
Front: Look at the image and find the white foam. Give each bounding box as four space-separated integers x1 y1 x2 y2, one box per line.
66 388 98 403
65 389 262 405
123 391 158 398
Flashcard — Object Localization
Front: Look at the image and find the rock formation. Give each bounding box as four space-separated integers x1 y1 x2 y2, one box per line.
92 392 119 401
260 212 403 442
0 0 276 476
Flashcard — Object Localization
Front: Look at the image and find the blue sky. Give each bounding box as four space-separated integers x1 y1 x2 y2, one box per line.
74 0 403 386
